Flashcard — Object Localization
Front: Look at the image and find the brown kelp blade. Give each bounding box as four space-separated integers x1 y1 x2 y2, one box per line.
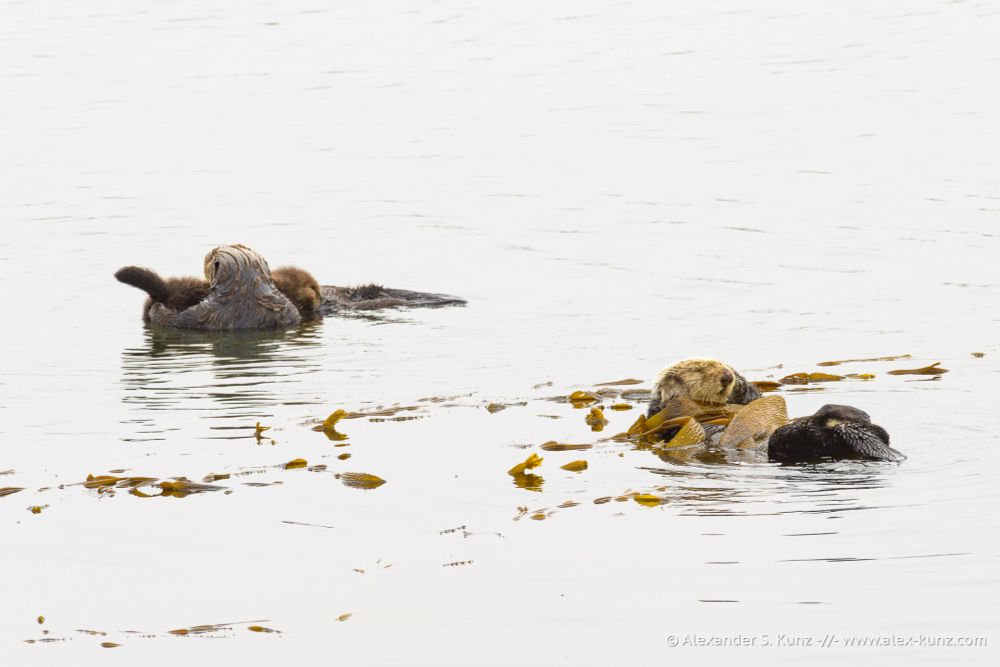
779 372 843 384
817 354 911 367
887 362 948 375
719 395 789 449
659 417 706 448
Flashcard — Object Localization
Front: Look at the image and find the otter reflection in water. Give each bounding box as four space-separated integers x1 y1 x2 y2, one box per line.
119 324 326 438
115 244 466 331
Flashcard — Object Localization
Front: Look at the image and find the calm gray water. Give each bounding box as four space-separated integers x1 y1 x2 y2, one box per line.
2 0 998 664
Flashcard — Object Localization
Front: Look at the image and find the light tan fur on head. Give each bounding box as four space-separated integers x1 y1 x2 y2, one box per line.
653 357 738 406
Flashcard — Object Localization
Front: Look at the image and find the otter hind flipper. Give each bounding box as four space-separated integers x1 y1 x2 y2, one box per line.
833 422 906 462
115 266 172 304
377 287 468 308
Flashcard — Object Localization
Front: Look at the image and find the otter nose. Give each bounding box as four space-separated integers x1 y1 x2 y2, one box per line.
720 369 734 386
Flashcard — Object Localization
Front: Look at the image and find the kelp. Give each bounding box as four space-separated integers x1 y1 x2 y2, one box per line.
626 405 707 447
511 473 544 491
818 354 911 366
508 453 543 475
338 472 386 490
157 479 226 497
594 378 644 386
753 380 782 392
718 395 789 449
585 407 608 431
169 620 273 636
560 460 588 472
540 441 592 451
0 487 24 497
779 372 843 384
568 390 599 407
633 494 663 507
315 409 350 441
887 362 948 375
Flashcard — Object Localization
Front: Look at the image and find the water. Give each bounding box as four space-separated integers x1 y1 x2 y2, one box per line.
2 0 998 664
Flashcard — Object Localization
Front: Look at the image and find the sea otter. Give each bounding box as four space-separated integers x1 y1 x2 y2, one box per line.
116 244 466 330
647 357 762 417
115 264 323 322
139 244 302 330
768 404 904 463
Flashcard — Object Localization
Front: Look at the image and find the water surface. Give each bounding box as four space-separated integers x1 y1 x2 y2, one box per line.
2 0 998 664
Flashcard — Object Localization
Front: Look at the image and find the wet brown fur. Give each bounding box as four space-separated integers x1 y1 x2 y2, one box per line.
117 245 467 328
271 266 321 314
141 277 208 322
118 261 322 320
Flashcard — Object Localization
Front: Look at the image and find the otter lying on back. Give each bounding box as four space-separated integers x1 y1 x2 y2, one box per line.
646 358 904 463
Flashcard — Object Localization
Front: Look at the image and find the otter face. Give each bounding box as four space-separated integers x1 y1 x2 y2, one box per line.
654 358 738 405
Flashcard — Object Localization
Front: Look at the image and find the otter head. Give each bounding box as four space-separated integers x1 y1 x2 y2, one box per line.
653 358 738 406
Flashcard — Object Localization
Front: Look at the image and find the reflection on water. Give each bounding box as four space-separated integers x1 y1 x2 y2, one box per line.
120 323 326 437
640 456 894 517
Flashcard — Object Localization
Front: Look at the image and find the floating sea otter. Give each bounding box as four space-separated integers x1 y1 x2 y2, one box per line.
645 358 903 463
115 244 465 331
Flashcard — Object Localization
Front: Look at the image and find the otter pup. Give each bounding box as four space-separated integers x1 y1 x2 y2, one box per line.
271 266 321 315
114 266 210 323
647 357 762 417
768 404 904 463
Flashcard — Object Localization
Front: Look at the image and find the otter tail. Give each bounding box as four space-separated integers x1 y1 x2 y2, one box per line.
115 266 172 304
